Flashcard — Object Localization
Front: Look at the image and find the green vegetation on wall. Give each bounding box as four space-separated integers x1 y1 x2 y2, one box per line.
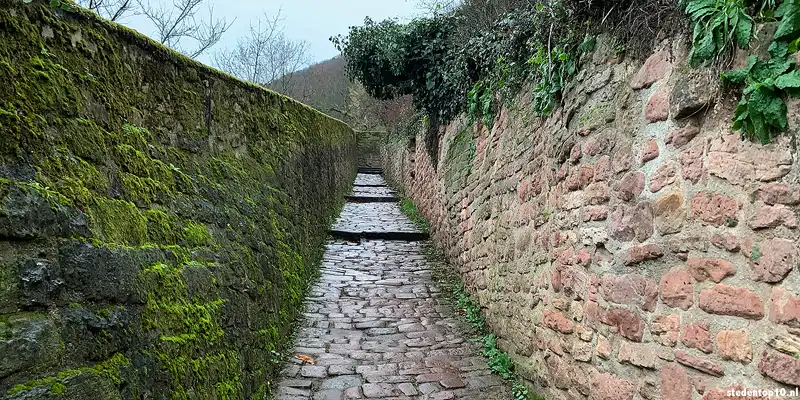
685 0 800 143
0 0 356 398
332 1 681 127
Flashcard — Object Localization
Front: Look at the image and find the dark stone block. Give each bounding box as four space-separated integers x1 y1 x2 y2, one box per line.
59 241 164 304
0 184 90 240
18 258 63 308
0 314 61 379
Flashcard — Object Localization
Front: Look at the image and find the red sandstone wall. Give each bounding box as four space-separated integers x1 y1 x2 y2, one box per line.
383 34 800 399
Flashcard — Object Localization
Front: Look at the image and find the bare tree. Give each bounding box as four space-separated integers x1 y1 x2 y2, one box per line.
138 0 234 58
75 0 137 21
213 11 311 89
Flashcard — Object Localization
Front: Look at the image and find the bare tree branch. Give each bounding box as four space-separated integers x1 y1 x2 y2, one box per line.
138 0 234 58
213 11 311 89
75 0 138 21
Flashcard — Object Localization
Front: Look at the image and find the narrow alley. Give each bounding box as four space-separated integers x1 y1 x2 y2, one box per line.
274 171 511 400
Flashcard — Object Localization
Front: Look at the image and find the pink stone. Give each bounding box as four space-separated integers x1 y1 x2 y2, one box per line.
708 134 792 185
680 141 705 184
710 234 740 252
666 125 700 148
593 155 612 182
641 139 660 164
675 350 724 377
542 308 574 334
661 363 692 400
698 285 764 320
690 192 739 226
603 307 644 342
609 202 654 243
751 237 797 283
649 161 677 192
758 349 800 386
660 267 694 310
651 314 680 347
770 287 800 327
645 84 670 122
631 50 672 89
749 204 798 229
623 244 663 266
687 258 736 283
755 183 800 205
681 322 712 353
716 329 752 363
616 171 645 201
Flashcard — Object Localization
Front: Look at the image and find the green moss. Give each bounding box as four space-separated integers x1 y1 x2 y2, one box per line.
183 221 211 247
145 208 182 245
38 148 109 205
119 172 174 205
87 197 147 245
120 123 151 150
61 118 109 161
0 1 357 396
7 353 130 396
113 144 174 184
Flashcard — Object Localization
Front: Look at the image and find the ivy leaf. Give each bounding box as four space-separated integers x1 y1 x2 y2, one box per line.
769 41 789 58
23 0 34 3
776 70 800 89
734 14 753 48
691 29 716 65
722 69 748 84
775 0 800 41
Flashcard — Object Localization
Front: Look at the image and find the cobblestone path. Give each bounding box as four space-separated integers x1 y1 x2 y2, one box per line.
275 172 511 400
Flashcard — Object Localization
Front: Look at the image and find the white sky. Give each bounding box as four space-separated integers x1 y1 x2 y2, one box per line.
122 0 421 67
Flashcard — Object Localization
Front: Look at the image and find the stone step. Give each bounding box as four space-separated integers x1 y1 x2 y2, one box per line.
352 184 388 188
357 167 383 175
344 196 399 203
328 230 429 241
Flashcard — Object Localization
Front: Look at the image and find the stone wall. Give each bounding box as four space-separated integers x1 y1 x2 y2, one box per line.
357 131 389 168
0 1 356 398
384 34 800 399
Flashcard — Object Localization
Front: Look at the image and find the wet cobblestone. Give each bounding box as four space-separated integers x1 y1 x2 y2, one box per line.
331 203 419 234
353 173 387 186
275 174 510 399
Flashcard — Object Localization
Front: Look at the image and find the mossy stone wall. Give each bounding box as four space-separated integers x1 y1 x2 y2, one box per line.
356 131 388 168
0 1 357 398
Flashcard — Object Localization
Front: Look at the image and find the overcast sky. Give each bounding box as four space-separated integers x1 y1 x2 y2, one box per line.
123 0 421 67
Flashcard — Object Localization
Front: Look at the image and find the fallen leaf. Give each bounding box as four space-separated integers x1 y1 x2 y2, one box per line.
295 354 316 365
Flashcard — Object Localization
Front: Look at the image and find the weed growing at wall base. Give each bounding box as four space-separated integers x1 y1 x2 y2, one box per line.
399 198 431 232
425 243 544 400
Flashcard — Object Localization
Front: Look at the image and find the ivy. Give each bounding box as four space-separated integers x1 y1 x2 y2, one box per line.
684 0 755 67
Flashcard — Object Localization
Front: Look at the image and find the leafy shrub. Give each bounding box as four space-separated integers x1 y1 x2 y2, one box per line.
723 44 800 143
712 0 800 143
332 1 678 128
684 0 755 67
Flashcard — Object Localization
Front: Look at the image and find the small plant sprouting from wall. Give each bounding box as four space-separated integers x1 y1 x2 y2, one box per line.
685 0 800 143
428 247 543 400
399 198 431 232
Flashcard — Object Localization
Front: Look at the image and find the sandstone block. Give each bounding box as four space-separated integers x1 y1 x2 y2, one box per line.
660 267 694 310
698 285 764 320
716 329 752 363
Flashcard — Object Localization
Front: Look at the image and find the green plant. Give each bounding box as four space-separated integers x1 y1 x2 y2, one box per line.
684 0 754 67
468 81 496 129
751 244 762 261
722 45 800 143
480 334 514 380
527 45 577 115
513 381 530 400
399 198 431 232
